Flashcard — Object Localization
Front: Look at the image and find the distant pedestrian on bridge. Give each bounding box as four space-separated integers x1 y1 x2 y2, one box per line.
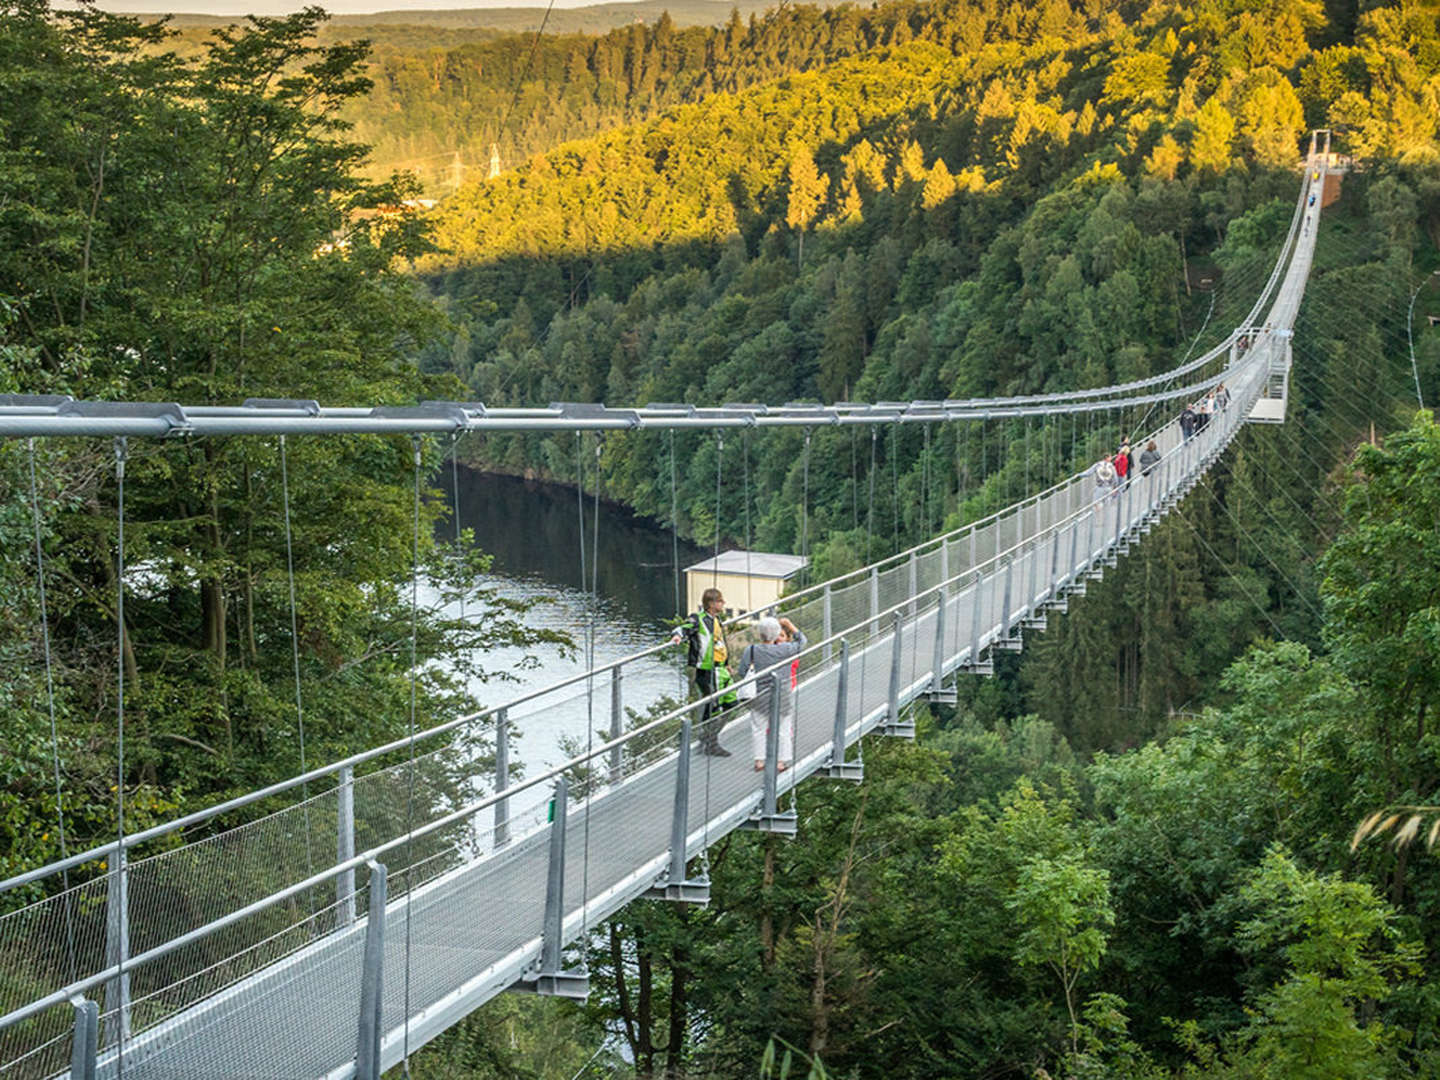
1139 439 1160 476
671 587 735 756
1114 441 1133 488
1092 457 1117 512
736 616 806 772
1180 404 1197 442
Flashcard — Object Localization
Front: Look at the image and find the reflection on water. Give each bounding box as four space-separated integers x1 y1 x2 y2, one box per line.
440 469 707 779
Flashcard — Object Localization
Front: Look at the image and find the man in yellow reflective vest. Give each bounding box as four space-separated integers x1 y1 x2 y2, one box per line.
670 587 736 756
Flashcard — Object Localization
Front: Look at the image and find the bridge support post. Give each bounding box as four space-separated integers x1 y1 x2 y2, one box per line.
494 707 510 848
995 558 1022 652
1067 516 1081 593
869 566 880 629
963 569 991 674
516 777 590 998
609 667 623 784
70 998 98 1080
102 847 130 1049
338 765 356 927
822 584 833 662
744 685 798 834
908 552 918 616
1046 526 1062 606
925 589 956 704
355 860 387 1080
825 639 862 781
882 612 915 737
646 717 710 903
1031 530 1042 611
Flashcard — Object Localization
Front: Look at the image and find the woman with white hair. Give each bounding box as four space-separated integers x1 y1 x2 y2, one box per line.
735 615 806 772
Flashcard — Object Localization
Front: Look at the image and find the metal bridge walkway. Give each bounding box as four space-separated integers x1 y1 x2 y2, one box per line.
0 152 1325 1080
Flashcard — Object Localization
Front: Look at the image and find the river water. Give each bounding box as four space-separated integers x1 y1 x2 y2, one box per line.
440 469 706 780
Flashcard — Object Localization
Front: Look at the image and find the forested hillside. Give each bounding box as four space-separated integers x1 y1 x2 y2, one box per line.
399 4 1440 1069
345 0 978 188
420 0 1440 735
4 0 1440 1076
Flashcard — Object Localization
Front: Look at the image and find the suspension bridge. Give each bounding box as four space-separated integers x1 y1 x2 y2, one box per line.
0 137 1333 1080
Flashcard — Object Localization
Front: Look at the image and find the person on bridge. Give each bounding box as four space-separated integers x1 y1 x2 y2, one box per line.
1180 404 1197 442
671 587 736 756
1092 457 1117 510
1215 382 1231 410
735 616 806 772
1113 441 1132 488
1139 440 1160 477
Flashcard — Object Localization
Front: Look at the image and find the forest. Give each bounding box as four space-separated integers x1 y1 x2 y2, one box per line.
1 0 1439 1076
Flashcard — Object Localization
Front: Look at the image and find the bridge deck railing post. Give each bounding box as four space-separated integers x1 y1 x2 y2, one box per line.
70 998 98 1080
888 611 902 728
825 639 861 781
930 587 948 697
668 718 692 884
969 568 983 670
1048 521 1061 603
540 777 568 979
643 716 709 901
764 687 781 817
337 765 356 927
355 860 387 1080
1000 557 1014 640
822 584 833 662
609 667 623 784
102 847 130 1050
869 566 879 630
494 707 510 848
908 551 918 617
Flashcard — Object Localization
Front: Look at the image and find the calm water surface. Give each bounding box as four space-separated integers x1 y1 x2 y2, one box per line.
439 469 706 779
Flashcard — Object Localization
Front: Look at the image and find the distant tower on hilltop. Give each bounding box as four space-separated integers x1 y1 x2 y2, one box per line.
487 143 501 180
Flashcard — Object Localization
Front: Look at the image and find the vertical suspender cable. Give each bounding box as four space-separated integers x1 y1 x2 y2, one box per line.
669 430 680 618
921 424 930 538
1024 418 1030 499
451 434 465 621
743 429 752 613
402 436 423 1075
712 432 723 588
981 420 988 500
669 430 684 696
583 436 601 939
29 440 77 982
112 436 127 1079
800 429 812 589
890 425 900 554
866 429 877 561
850 427 858 531
278 436 315 909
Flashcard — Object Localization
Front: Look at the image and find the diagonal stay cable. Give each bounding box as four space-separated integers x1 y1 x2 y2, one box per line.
1195 476 1323 620
1175 503 1289 640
